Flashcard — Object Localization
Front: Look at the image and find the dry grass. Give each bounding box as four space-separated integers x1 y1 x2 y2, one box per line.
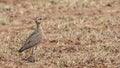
0 0 120 68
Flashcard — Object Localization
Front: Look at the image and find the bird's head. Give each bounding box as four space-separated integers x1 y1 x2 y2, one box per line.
34 16 42 24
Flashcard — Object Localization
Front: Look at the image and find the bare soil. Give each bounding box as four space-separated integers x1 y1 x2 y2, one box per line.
0 0 120 68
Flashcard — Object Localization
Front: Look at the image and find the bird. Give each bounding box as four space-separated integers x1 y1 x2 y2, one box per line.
18 17 43 62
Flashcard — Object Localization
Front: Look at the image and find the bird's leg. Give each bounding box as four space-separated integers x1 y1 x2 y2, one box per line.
31 48 34 56
28 46 38 62
33 46 38 61
25 48 35 62
29 48 33 57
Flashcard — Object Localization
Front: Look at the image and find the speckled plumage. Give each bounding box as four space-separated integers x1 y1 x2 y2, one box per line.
18 17 42 52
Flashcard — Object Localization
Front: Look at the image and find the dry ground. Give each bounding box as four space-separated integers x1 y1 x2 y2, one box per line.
0 0 120 68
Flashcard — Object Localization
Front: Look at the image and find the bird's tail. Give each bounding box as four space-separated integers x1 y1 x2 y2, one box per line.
18 47 25 52
18 45 32 52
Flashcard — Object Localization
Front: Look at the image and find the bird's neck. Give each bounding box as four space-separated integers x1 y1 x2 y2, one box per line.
36 24 40 29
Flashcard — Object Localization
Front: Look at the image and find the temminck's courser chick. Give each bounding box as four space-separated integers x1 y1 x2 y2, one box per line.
18 17 42 53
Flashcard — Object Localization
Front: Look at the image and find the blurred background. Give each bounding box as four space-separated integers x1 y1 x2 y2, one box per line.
0 0 120 68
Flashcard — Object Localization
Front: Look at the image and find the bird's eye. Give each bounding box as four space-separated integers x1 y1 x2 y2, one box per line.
38 18 42 20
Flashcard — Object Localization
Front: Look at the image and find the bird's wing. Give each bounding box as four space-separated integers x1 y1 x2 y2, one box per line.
20 31 42 51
